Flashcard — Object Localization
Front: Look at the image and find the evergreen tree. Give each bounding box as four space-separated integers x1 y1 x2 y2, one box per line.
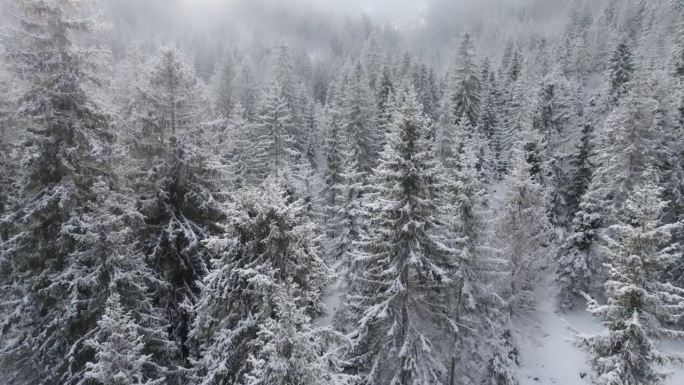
135 136 223 370
125 46 223 375
376 65 396 151
495 150 553 316
673 19 684 80
191 180 329 384
324 107 346 212
446 33 481 126
566 123 595 221
131 46 207 143
479 331 520 385
254 83 297 181
443 124 502 385
531 74 574 223
83 293 161 385
598 76 669 218
608 39 635 102
209 51 237 118
578 177 684 385
341 61 379 177
347 86 456 385
0 1 130 383
242 287 357 385
224 104 259 190
556 75 668 309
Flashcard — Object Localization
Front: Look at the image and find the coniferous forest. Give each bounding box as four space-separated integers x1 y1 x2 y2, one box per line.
1 0 684 384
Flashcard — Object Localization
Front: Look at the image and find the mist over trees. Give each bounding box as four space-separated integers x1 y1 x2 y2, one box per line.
1 0 684 385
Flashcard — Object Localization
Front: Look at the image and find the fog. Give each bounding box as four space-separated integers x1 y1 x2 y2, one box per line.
100 0 594 76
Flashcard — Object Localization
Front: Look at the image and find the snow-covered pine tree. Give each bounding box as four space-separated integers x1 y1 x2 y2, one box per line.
495 149 553 316
223 104 258 190
324 106 346 213
131 46 208 144
446 33 481 126
190 179 330 384
0 61 18 219
673 18 684 80
556 73 667 311
361 31 382 90
596 75 670 219
136 136 223 369
479 330 520 385
577 176 684 385
442 121 503 385
254 83 298 181
608 38 635 103
376 65 396 152
556 126 604 311
209 51 237 118
479 66 504 177
565 122 595 222
411 62 440 123
531 73 576 224
125 46 222 373
322 104 362 267
234 57 260 121
242 286 357 385
267 44 311 152
84 293 161 385
347 85 456 385
499 80 531 172
340 60 379 177
478 62 500 141
556 179 606 311
0 1 126 383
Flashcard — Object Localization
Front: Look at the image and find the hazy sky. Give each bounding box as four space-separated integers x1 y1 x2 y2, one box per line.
174 0 428 23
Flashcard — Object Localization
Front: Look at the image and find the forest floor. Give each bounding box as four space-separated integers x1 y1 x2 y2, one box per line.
513 272 684 385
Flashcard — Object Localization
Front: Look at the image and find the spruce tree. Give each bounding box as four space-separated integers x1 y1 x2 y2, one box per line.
608 39 635 102
495 150 553 316
341 61 379 177
443 123 502 385
578 177 684 385
0 1 132 383
254 83 297 181
209 51 237 118
242 287 357 385
447 33 481 126
190 180 330 384
83 293 161 385
347 86 456 385
479 331 520 385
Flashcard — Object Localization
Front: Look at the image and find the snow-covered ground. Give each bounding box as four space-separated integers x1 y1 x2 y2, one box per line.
316 260 346 327
513 273 684 385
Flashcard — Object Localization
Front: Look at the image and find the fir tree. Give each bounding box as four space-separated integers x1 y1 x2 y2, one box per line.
0 1 124 383
254 83 297 181
447 33 481 126
341 61 379 177
209 51 237 118
495 150 553 316
347 86 456 385
443 123 502 385
190 180 329 384
242 287 357 385
135 136 223 369
608 39 635 102
578 177 684 385
566 123 595 221
479 330 520 385
83 293 161 385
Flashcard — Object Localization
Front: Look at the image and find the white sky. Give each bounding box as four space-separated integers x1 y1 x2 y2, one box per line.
177 0 428 23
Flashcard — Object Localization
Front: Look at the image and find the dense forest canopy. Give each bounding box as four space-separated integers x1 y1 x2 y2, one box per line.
1 0 684 385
